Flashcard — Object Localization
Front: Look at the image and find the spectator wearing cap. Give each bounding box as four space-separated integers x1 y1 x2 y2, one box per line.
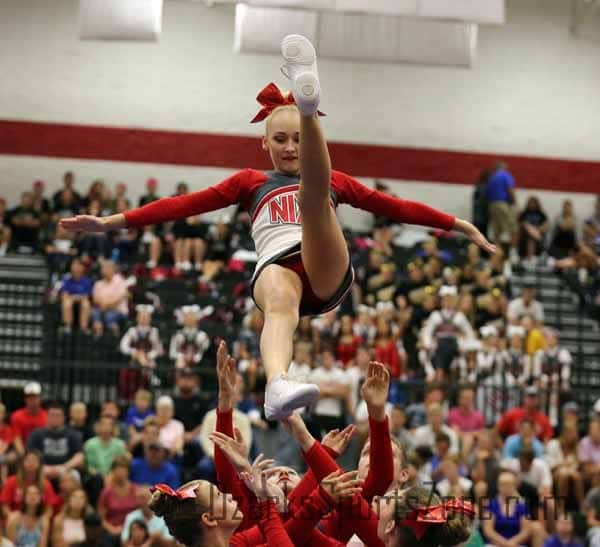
27 401 84 482
420 285 476 382
84 415 127 479
497 386 554 442
155 396 184 459
6 191 41 253
447 386 485 461
98 454 138 543
545 422 584 509
10 383 48 454
91 260 129 337
503 418 545 459
120 486 174 547
169 306 210 370
507 282 545 324
59 258 93 333
578 416 600 484
69 402 94 443
130 441 179 490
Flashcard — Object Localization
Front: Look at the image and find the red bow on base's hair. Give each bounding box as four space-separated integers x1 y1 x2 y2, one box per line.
250 82 326 123
400 499 476 540
151 484 197 501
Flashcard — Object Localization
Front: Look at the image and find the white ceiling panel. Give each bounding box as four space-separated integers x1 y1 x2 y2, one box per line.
318 11 478 66
234 3 318 54
80 0 163 41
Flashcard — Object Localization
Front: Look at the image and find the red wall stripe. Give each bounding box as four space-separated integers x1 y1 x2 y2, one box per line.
1 119 599 194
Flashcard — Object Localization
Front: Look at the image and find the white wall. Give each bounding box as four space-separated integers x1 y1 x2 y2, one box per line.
0 0 599 159
0 0 599 227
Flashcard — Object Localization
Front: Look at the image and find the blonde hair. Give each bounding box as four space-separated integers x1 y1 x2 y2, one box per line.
265 104 299 135
135 390 153 403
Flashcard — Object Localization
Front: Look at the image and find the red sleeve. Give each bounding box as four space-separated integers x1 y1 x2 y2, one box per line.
230 501 294 547
214 409 257 531
320 493 385 546
362 416 394 502
124 169 258 228
302 441 341 481
332 171 455 231
284 487 337 545
287 445 339 515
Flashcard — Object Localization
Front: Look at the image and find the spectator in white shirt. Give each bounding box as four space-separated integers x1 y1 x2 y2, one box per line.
309 347 350 436
436 458 472 498
420 285 475 382
413 402 459 456
507 282 545 324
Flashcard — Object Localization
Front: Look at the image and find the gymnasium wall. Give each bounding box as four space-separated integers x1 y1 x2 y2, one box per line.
0 0 599 227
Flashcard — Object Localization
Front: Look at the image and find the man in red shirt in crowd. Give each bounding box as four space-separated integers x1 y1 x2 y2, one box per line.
496 385 553 441
10 382 48 454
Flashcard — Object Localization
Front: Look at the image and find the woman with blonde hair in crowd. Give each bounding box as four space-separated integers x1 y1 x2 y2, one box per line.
51 488 92 547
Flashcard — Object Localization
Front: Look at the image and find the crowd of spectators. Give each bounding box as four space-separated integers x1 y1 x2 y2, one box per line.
474 165 600 317
0 170 598 546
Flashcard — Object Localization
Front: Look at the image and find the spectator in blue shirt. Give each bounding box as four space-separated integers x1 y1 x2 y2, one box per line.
487 162 518 253
125 390 155 435
503 418 545 459
130 442 179 490
60 258 93 332
543 513 583 547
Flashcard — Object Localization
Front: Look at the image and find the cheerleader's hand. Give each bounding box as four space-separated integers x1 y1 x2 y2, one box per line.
454 218 497 255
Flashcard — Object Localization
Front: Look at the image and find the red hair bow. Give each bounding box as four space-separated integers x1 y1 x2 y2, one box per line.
250 82 326 123
150 483 197 500
400 499 476 540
